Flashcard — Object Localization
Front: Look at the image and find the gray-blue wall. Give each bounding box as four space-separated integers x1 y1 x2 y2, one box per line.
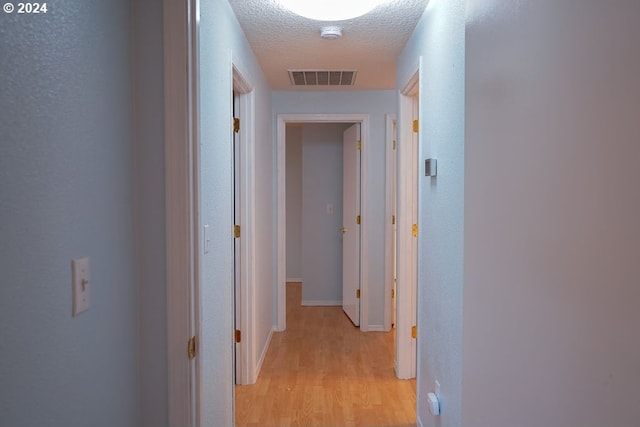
0 2 140 426
301 123 350 304
463 1 640 426
286 125 303 280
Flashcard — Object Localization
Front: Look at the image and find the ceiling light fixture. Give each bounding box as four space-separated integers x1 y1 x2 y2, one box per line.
278 0 390 21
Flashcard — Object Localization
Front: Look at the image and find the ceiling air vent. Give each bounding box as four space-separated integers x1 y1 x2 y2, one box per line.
288 70 357 87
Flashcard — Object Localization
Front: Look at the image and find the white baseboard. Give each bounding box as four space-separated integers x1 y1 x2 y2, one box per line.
286 277 303 283
367 325 388 332
254 327 274 381
301 300 342 306
417 414 424 427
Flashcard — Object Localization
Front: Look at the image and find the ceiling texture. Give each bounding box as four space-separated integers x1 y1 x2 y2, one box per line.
228 0 430 90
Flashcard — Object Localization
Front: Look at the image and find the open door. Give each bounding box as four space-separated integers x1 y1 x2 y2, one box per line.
232 66 256 386
391 119 398 329
384 114 398 333
395 71 419 379
342 123 361 326
233 91 242 383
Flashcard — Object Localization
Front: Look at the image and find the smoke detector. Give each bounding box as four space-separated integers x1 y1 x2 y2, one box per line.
320 26 342 40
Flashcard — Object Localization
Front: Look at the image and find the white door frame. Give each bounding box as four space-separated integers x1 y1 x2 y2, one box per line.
232 65 257 385
384 114 397 332
395 68 420 379
164 0 199 425
276 114 371 332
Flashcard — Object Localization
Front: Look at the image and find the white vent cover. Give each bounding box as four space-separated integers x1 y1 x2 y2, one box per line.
288 70 357 86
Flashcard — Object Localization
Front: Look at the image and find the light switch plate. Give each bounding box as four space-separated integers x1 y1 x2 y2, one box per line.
204 224 211 254
72 257 91 316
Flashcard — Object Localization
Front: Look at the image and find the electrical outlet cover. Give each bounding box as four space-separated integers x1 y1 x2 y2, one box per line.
72 257 91 316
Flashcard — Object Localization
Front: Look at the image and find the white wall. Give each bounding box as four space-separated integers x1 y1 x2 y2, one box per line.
199 1 273 424
463 1 640 426
301 124 350 304
0 2 139 426
397 1 466 425
286 125 303 280
273 91 396 328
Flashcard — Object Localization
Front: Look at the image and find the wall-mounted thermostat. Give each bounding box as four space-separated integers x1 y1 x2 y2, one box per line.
425 158 437 177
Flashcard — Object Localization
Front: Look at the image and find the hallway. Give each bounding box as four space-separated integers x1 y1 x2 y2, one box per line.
235 283 416 427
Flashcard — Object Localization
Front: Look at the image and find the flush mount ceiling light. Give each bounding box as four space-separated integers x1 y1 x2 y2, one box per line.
279 0 390 21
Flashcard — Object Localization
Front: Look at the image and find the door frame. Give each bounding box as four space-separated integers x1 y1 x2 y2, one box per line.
395 68 420 379
276 114 371 332
384 114 397 332
164 0 199 425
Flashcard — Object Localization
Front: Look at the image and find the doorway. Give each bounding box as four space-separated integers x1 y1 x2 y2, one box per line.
276 114 371 332
284 122 361 322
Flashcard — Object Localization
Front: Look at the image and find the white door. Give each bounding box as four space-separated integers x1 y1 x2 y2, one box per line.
395 83 419 379
342 123 361 326
392 120 398 329
233 92 242 383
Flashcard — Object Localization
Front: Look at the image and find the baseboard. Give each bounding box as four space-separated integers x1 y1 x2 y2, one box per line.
393 359 399 378
417 414 424 427
367 325 387 332
254 327 274 381
301 300 342 306
286 277 302 283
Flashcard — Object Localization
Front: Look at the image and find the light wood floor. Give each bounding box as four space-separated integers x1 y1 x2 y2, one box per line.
235 282 416 427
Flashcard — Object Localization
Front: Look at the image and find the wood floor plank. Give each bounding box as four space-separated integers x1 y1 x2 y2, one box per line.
235 282 416 427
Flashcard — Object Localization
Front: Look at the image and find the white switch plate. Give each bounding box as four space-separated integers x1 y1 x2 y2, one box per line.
204 224 211 254
72 257 91 316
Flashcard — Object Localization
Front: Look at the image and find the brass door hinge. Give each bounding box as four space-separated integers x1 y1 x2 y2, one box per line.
356 215 361 225
234 225 241 238
391 288 395 298
234 329 242 343
411 325 417 339
233 117 240 133
412 223 418 237
188 336 197 360
412 119 419 133
357 140 362 150
392 140 396 150
392 215 396 225
356 289 361 299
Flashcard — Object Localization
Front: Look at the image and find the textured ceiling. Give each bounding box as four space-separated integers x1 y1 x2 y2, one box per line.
228 0 429 90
